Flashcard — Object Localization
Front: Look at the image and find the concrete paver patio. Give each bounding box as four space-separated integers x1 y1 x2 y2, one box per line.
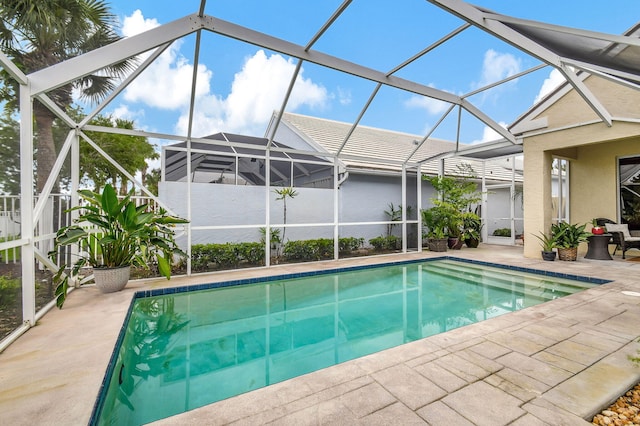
1 245 639 425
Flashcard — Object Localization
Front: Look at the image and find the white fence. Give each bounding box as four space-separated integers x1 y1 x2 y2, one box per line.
0 193 158 266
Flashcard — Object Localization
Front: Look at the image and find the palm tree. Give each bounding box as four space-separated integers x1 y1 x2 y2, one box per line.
274 187 297 257
0 0 134 192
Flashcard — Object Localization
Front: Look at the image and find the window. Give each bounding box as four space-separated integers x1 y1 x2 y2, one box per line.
619 155 640 231
551 158 569 223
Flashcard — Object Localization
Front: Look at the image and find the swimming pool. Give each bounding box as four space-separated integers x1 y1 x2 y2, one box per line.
91 258 608 425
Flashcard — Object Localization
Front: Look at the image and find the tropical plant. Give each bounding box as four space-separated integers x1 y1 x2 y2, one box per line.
259 227 281 249
0 0 134 192
384 203 413 237
533 231 556 252
492 228 512 237
49 184 188 308
423 164 482 239
461 212 482 242
421 205 453 239
274 187 297 256
551 222 590 248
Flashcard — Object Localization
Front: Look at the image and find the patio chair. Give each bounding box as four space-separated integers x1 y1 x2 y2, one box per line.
596 218 640 259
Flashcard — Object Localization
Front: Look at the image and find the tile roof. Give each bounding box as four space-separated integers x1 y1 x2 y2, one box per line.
280 112 521 182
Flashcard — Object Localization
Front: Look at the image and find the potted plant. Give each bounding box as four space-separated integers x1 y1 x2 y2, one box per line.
424 165 482 251
551 222 590 261
591 218 605 235
49 184 188 308
421 206 449 252
533 231 557 261
445 210 464 250
461 212 482 248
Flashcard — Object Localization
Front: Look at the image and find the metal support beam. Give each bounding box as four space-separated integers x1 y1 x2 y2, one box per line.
427 0 616 126
29 14 206 95
19 84 35 326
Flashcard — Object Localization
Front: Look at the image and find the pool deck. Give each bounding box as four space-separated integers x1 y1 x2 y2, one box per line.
1 244 640 425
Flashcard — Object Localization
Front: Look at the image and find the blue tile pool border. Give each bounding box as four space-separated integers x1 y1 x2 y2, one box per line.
88 256 611 424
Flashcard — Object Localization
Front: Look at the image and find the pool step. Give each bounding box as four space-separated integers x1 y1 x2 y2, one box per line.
419 262 587 300
425 260 594 291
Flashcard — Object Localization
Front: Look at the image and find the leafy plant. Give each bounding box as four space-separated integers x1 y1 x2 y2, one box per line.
274 187 298 256
369 235 401 251
461 212 482 242
191 242 264 271
49 184 188 308
283 238 333 261
259 227 281 249
533 232 556 252
339 237 364 254
0 275 20 308
422 165 481 239
384 203 414 237
492 228 512 237
551 222 590 248
421 204 456 239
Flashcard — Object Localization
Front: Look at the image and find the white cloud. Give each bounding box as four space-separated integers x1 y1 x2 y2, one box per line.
222 50 327 134
478 50 521 88
175 50 328 137
116 11 328 138
405 93 449 115
534 69 566 104
471 122 508 145
122 10 159 36
111 104 145 122
123 46 212 110
337 87 352 106
119 10 212 111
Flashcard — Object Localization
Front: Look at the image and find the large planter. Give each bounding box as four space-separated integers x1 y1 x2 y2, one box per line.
557 247 578 261
447 237 463 250
93 266 131 293
427 238 448 252
465 238 480 248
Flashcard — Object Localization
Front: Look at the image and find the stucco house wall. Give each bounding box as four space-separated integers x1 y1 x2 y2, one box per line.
519 75 640 258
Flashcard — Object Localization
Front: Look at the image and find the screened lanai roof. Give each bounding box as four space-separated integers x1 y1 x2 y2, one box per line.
163 132 334 184
6 0 640 174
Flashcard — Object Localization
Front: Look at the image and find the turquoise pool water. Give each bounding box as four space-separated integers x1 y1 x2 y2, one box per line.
92 258 606 425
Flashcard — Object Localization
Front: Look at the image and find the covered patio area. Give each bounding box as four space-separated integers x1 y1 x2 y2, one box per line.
1 245 639 425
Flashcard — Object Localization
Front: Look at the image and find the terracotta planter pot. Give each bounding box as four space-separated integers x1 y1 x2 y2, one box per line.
93 266 131 293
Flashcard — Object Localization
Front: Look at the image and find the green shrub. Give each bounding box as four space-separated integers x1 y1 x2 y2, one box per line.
192 237 364 268
339 237 364 254
492 228 511 237
0 275 20 308
236 242 265 265
368 235 400 251
191 242 265 271
283 238 334 261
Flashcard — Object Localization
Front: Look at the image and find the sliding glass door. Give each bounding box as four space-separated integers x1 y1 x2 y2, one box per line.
619 155 640 231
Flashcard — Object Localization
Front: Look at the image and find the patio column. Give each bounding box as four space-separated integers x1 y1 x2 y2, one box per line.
523 145 554 258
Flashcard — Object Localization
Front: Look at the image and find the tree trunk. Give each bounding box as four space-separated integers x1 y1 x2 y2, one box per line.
33 102 58 194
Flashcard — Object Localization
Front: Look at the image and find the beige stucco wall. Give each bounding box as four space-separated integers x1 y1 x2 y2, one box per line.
521 75 640 258
534 76 640 128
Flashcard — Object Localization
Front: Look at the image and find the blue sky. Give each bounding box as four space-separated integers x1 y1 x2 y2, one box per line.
93 0 639 150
